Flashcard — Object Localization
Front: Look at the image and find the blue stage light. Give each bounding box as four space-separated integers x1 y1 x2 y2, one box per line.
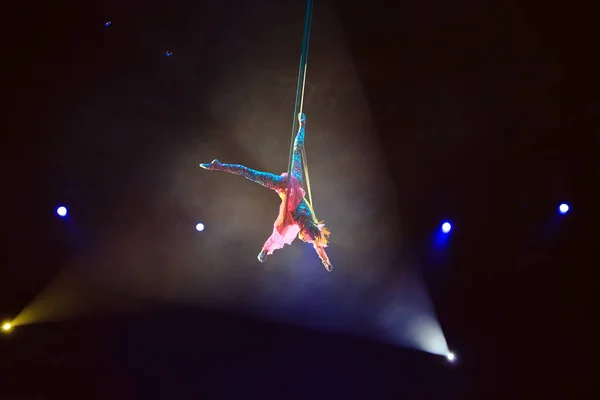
441 222 452 233
56 206 68 217
165 50 173 57
559 203 569 215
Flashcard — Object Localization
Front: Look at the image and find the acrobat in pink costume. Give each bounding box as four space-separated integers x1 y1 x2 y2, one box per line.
200 113 332 271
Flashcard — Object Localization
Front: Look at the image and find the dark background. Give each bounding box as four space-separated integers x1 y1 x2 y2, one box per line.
1 0 594 398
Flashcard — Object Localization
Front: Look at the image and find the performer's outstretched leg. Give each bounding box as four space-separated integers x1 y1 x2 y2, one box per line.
257 223 301 262
200 159 284 191
290 113 306 185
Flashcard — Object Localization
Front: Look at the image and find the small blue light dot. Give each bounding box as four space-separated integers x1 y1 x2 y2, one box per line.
441 222 452 233
57 206 68 217
104 21 112 27
165 50 173 57
196 223 205 232
559 203 569 214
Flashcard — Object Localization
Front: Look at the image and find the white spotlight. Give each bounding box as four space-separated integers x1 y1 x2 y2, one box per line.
447 352 456 362
195 223 205 232
559 203 569 214
441 222 452 233
56 206 68 217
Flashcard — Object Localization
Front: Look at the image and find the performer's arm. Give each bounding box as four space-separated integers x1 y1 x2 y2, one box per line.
200 159 284 191
313 242 332 272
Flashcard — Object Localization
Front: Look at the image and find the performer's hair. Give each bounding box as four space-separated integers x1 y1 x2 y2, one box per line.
312 221 330 247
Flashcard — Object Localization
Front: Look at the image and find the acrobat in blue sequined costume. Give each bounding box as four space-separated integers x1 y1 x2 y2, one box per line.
200 113 332 271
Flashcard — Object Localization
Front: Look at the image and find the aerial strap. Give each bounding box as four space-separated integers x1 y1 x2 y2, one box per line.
285 0 315 217
301 146 313 211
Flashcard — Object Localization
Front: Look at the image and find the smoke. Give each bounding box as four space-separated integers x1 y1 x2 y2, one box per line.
13 2 446 355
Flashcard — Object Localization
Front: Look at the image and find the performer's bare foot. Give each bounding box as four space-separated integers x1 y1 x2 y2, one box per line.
257 248 268 263
298 112 306 126
200 159 221 170
323 262 332 272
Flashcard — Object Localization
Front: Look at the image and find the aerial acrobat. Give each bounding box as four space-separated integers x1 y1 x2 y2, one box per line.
200 113 332 271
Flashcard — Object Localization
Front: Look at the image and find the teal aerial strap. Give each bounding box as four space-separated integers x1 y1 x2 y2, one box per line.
285 0 315 217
